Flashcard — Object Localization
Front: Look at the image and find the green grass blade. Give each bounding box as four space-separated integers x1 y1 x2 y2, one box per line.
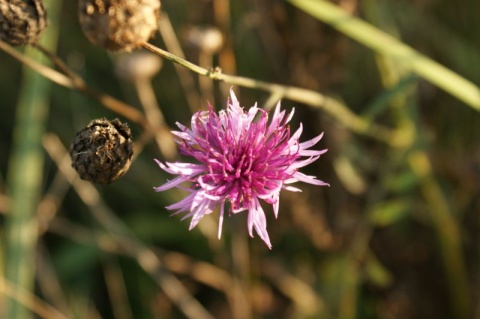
4 0 62 318
287 0 480 111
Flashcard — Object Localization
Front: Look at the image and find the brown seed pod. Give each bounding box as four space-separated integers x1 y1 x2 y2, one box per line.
70 118 134 185
0 0 47 46
78 0 161 51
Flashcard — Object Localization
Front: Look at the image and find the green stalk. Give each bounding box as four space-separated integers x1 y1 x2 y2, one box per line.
409 151 471 318
4 1 61 318
142 42 399 145
287 0 480 111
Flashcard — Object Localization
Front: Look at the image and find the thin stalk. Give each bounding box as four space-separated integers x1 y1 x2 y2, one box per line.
3 0 61 318
33 43 149 128
157 15 201 112
132 77 177 160
42 134 216 319
409 151 471 318
362 3 471 316
0 276 68 319
230 223 252 319
141 42 400 146
287 0 480 111
0 41 149 128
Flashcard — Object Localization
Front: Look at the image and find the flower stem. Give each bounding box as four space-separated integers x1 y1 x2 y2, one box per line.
141 42 401 146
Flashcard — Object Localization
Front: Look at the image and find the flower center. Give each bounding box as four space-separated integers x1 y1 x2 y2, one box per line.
222 144 263 209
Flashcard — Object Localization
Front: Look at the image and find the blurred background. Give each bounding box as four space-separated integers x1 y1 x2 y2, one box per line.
1 0 480 318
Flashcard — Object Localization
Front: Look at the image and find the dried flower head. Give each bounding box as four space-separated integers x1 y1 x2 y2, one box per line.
70 118 134 185
185 26 223 54
0 0 47 46
115 51 162 81
154 90 329 248
78 0 160 51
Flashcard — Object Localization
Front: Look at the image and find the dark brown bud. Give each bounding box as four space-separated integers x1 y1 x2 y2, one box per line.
0 0 47 46
78 0 161 51
70 118 134 185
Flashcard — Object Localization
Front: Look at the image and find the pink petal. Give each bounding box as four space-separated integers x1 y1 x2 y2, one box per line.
299 132 324 149
292 171 330 186
248 198 272 249
153 175 189 192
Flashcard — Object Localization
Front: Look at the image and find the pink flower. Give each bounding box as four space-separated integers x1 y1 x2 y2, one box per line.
154 90 328 248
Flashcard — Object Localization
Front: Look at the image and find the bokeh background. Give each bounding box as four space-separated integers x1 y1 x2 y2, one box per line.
1 0 480 318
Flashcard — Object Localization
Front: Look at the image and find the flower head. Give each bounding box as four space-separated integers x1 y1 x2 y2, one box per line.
154 90 329 248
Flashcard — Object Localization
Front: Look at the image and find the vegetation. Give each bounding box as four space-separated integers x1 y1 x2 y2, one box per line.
1 0 479 318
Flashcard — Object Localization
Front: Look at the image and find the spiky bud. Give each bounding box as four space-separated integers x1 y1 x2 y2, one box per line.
0 0 47 46
78 0 161 51
70 118 134 185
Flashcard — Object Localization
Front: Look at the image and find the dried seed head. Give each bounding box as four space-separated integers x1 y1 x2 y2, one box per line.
185 26 223 55
70 118 134 185
78 0 161 51
0 0 47 46
115 51 162 81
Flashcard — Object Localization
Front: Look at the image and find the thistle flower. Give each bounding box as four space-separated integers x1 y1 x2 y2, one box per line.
154 90 329 248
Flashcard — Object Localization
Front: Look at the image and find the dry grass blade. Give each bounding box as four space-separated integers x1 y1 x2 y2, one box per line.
0 40 149 128
0 276 68 319
42 133 215 319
